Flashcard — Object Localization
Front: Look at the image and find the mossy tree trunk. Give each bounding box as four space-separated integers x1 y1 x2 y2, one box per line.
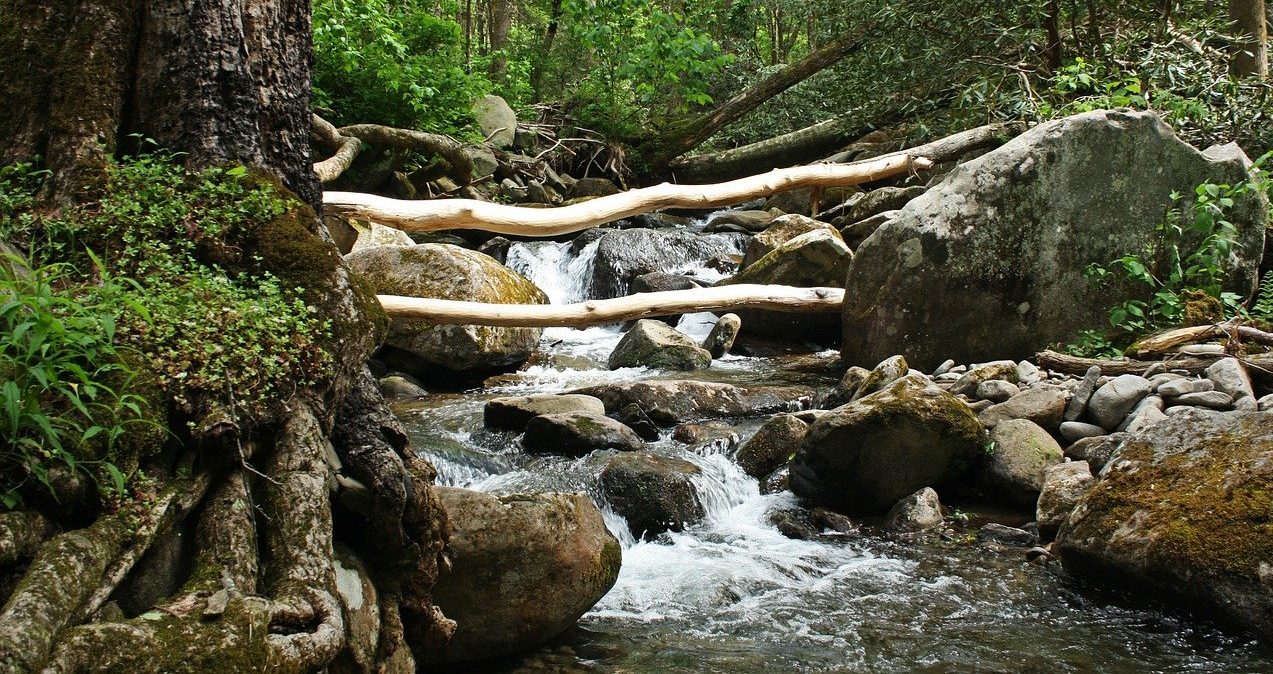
0 1 450 672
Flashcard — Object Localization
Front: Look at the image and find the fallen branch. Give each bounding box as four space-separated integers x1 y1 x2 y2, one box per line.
376 284 844 327
312 114 361 184
325 154 930 237
337 124 473 187
1127 322 1273 356
1035 349 1273 378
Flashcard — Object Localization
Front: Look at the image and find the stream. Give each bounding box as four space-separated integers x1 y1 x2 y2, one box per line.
393 234 1273 673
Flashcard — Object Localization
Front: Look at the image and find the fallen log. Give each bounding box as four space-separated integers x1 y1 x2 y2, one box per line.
1126 322 1273 356
1035 349 1273 378
325 154 930 237
377 284 845 327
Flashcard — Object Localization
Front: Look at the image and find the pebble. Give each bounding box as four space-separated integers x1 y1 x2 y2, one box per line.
1016 360 1041 385
1169 390 1234 410
1156 377 1213 397
1059 421 1105 444
976 379 1020 403
931 359 957 376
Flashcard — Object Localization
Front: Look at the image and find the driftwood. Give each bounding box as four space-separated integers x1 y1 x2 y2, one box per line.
325 153 930 237
1035 349 1273 378
311 115 362 184
310 115 474 186
1127 322 1273 356
377 284 844 327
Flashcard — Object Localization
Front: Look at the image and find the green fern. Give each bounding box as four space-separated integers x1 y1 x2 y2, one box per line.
1254 272 1273 320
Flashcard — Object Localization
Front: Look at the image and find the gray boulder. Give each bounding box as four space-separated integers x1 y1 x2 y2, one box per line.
1064 366 1103 422
841 110 1266 370
1036 461 1095 540
885 487 945 533
851 355 910 402
950 361 1019 397
348 222 415 252
979 419 1064 507
1205 357 1256 408
1086 375 1154 430
704 209 776 233
1058 410 1273 639
424 488 621 665
790 375 987 515
590 229 747 299
472 94 517 148
574 380 811 426
1064 433 1126 474
522 412 644 456
600 453 705 538
608 319 712 371
977 385 1070 431
346 244 547 379
484 394 607 431
734 414 809 479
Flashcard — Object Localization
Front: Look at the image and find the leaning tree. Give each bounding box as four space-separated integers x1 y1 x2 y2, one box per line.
0 0 451 671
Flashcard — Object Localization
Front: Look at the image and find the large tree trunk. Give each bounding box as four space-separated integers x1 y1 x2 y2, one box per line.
1228 0 1269 78
487 0 513 77
644 20 877 170
0 0 448 671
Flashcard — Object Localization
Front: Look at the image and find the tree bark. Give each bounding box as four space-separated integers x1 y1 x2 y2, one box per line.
325 153 932 236
1229 0 1269 78
487 0 513 76
645 20 877 169
1042 0 1063 71
377 284 845 327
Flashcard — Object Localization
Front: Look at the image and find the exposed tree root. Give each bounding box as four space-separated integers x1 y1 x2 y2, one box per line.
312 115 362 185
0 511 54 568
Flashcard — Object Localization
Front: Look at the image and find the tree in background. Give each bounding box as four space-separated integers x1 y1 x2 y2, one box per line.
1228 0 1268 78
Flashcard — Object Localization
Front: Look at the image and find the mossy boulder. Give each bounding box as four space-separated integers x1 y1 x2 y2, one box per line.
977 418 1064 508
522 411 644 455
600 452 705 539
790 374 987 515
607 319 712 371
741 214 841 268
422 487 621 665
345 243 548 380
1057 410 1273 639
734 414 809 478
722 228 852 342
841 109 1268 371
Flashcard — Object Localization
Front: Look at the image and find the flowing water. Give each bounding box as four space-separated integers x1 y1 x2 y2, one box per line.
397 236 1273 672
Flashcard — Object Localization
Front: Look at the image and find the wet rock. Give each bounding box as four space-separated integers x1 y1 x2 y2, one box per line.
614 403 661 441
1036 461 1095 541
484 394 607 431
347 244 547 380
701 313 742 358
760 466 790 494
977 523 1037 547
574 380 811 426
977 385 1069 431
1064 366 1103 422
851 355 910 402
742 214 841 269
979 419 1064 507
424 488 621 665
607 319 712 371
885 487 945 533
378 373 428 400
1086 375 1154 430
769 505 859 540
600 453 705 538
1059 421 1105 444
590 229 747 299
822 366 871 409
790 375 987 515
522 412 644 455
976 379 1020 403
950 361 1019 397
841 110 1266 370
671 421 737 448
1057 410 1273 639
477 236 512 264
722 229 853 342
734 414 809 479
631 271 700 294
1064 433 1126 474
704 209 776 233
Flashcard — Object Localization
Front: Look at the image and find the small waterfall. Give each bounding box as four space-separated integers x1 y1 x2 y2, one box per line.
505 239 600 305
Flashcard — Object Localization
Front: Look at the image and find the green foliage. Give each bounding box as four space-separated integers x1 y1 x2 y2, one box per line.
1254 272 1273 321
0 256 151 508
312 0 488 133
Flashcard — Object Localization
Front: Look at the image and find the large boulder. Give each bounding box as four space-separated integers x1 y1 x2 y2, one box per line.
841 110 1267 370
607 319 712 371
742 214 841 268
522 412 644 455
600 453 706 538
484 394 607 431
589 229 747 299
424 488 621 665
734 414 809 479
790 374 987 515
977 419 1064 507
573 380 812 426
472 94 517 148
1057 410 1273 639
346 244 547 380
722 229 852 341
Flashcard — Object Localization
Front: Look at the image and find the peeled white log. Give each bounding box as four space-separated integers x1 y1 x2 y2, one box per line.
326 154 931 237
377 284 845 327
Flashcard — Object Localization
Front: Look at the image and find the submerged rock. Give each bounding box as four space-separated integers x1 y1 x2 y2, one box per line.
790 374 987 515
600 453 705 538
573 380 811 426
1057 410 1273 639
425 488 621 665
522 412 644 455
347 244 547 380
841 110 1266 370
607 319 712 371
